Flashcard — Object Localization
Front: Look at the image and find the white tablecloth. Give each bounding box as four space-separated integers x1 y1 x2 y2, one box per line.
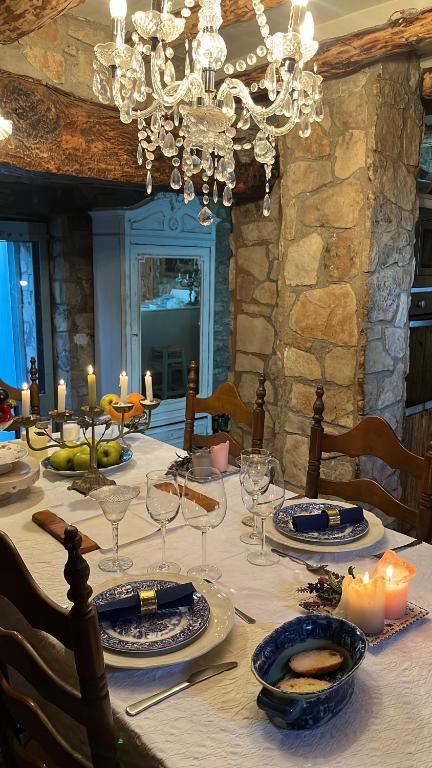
1 434 431 768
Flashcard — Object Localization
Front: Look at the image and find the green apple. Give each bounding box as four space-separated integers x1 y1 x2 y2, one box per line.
50 448 75 471
100 393 119 413
97 441 122 468
73 450 90 471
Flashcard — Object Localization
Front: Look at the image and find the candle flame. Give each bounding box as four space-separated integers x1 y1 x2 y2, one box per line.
88 365 94 375
146 370 151 376
59 379 65 386
121 371 127 377
386 565 393 582
363 571 369 585
22 382 28 391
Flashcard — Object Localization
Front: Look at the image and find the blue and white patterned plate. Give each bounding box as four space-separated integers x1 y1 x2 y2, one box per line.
273 502 369 545
93 579 210 656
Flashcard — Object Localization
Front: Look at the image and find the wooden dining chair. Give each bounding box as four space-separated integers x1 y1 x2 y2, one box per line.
0 356 40 415
305 385 432 542
0 526 120 768
183 360 266 459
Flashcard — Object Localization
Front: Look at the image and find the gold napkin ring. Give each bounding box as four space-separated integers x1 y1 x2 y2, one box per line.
327 508 341 527
139 589 158 615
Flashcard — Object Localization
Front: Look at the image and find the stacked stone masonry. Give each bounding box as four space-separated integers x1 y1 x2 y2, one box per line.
0 14 110 102
230 58 423 526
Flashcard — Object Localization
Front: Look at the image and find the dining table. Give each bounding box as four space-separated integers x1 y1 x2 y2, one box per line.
1 432 431 768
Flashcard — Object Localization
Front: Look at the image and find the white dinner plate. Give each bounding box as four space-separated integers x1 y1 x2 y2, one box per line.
97 572 235 670
267 498 384 553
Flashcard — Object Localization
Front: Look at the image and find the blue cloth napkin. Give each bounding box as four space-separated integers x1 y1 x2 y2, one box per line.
96 582 195 622
291 505 364 533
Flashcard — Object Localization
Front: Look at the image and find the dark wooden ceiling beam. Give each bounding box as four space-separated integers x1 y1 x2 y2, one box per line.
0 0 84 45
183 0 288 41
0 69 264 200
235 6 432 86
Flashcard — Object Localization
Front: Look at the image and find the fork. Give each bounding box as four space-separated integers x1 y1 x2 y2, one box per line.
270 548 328 573
203 579 256 624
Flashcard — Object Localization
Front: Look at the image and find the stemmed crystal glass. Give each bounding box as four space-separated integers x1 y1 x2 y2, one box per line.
146 470 181 574
244 458 285 567
89 485 140 572
181 467 227 582
239 448 271 545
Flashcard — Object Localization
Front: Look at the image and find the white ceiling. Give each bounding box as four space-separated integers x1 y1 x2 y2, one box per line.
71 0 432 62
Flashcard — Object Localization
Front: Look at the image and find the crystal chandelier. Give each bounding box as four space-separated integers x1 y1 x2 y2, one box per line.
93 0 322 226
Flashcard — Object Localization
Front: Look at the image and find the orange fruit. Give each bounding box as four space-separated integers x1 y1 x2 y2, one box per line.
108 392 145 423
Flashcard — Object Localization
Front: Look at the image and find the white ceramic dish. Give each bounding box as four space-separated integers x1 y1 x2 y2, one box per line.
0 444 28 475
96 572 235 670
0 456 40 498
267 499 384 554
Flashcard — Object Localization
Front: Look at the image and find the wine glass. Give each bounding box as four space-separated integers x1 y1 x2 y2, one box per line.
89 485 140 572
146 470 181 574
246 458 285 567
239 448 271 545
181 467 227 581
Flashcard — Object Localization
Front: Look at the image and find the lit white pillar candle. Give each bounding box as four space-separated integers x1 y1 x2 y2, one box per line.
145 370 153 402
87 365 97 408
21 382 30 417
57 379 66 412
119 371 128 403
342 571 386 635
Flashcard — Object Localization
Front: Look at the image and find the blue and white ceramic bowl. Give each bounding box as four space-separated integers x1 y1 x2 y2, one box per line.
252 615 367 730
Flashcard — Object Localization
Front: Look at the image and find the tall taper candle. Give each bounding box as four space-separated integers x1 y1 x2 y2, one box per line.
87 365 97 408
119 370 128 403
21 382 30 417
145 370 153 402
58 379 66 411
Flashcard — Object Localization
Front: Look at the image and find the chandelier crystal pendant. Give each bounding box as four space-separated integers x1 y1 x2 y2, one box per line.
93 0 322 226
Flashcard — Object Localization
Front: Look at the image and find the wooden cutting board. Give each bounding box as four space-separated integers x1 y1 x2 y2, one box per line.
32 509 99 554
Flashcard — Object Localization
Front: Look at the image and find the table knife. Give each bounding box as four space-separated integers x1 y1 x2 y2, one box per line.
125 661 238 716
372 538 423 559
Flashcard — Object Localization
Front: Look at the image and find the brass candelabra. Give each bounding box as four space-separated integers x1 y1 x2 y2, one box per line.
5 398 160 495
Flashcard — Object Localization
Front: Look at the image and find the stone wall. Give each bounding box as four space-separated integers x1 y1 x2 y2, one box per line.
0 14 109 102
230 57 423 513
229 182 281 450
49 214 95 409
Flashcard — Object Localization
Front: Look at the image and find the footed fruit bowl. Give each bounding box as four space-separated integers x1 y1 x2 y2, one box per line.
42 445 133 477
252 615 367 730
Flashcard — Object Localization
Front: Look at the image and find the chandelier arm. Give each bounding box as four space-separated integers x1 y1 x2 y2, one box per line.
150 52 204 108
218 76 292 121
252 116 298 137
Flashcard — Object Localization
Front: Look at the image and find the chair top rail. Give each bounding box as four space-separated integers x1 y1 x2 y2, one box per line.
193 382 253 427
321 416 424 481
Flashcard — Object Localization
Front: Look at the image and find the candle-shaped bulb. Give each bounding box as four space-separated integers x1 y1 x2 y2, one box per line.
301 10 314 41
386 565 393 582
110 0 127 20
363 571 369 585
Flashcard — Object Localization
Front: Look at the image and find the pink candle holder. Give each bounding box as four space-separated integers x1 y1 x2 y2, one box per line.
372 550 416 619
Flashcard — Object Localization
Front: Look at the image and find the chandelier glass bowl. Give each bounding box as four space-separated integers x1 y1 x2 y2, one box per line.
93 0 322 226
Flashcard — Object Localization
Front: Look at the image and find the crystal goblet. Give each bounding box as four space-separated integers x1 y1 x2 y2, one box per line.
146 470 181 574
181 467 226 582
89 485 140 572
